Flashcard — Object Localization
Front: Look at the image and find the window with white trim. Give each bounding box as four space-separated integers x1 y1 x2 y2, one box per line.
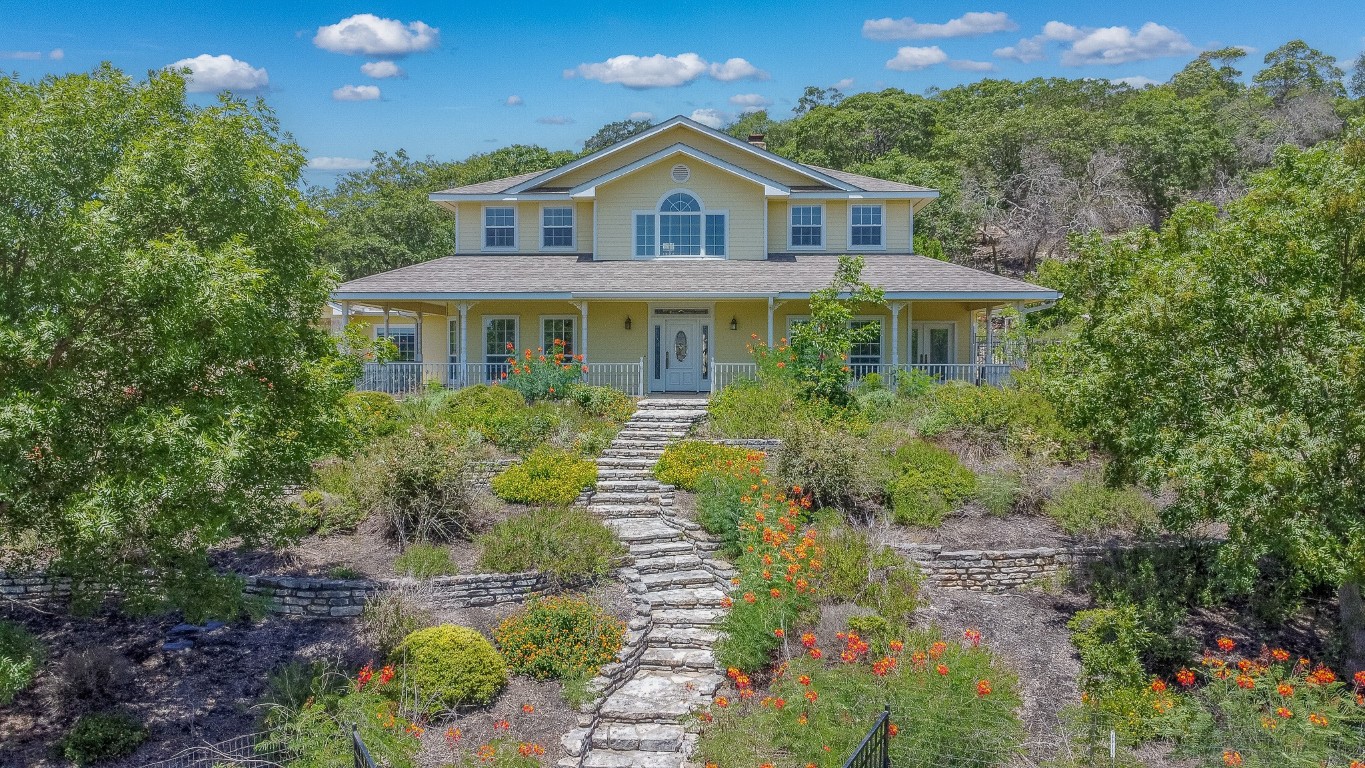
541 207 574 249
484 317 518 377
848 320 883 373
484 207 516 249
634 191 726 257
541 317 575 356
376 325 417 362
790 205 823 248
850 204 884 248
447 318 459 363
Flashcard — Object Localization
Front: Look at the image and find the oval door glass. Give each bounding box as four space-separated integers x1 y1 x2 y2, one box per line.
674 330 688 361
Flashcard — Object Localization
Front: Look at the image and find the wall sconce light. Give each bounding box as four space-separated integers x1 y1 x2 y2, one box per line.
729 317 738 331
624 316 632 330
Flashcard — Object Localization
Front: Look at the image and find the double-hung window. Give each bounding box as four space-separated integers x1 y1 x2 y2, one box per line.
635 192 725 257
790 205 823 248
850 204 884 248
484 207 516 249
376 325 417 362
484 317 518 379
541 207 574 249
542 317 575 356
848 320 883 375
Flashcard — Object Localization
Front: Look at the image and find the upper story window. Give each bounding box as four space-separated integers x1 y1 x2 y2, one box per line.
635 191 725 258
484 206 516 249
542 206 574 249
790 205 823 248
850 204 884 248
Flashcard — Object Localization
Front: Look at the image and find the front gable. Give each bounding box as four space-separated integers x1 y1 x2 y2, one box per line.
513 117 852 192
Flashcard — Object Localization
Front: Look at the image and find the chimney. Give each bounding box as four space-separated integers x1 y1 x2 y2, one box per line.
747 133 767 150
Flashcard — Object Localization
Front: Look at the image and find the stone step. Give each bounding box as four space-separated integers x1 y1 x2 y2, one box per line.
651 608 726 627
647 627 721 649
591 492 661 504
594 480 662 490
596 671 722 723
640 647 716 671
596 470 652 480
596 458 657 468
643 587 725 609
639 569 717 589
605 518 684 543
629 541 694 557
589 723 686 752
631 553 703 574
581 749 686 768
599 449 666 459
590 504 660 519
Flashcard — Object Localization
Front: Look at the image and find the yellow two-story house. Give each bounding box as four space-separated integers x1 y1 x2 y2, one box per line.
333 115 1058 395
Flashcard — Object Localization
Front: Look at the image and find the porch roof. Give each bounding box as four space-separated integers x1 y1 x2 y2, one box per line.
332 253 1060 302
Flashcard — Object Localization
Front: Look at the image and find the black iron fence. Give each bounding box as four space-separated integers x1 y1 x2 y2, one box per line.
352 725 379 768
134 732 288 768
843 704 891 768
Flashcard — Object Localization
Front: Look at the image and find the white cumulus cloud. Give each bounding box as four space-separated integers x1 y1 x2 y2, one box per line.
1114 75 1160 88
0 50 42 60
886 46 949 71
169 54 269 93
831 78 855 90
689 108 727 129
536 115 575 125
566 52 766 88
1061 23 1194 66
361 60 405 78
505 95 524 106
729 93 773 112
314 14 439 56
49 48 63 60
307 156 373 172
708 57 769 82
949 59 998 72
629 111 655 121
332 84 381 101
863 11 1018 40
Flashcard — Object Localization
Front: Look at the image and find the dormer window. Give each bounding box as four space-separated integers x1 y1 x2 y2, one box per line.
634 191 726 258
541 206 574 249
850 204 884 248
789 205 823 249
484 206 517 250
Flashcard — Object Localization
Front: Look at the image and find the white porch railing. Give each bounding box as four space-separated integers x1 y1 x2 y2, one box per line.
710 361 758 393
357 360 646 398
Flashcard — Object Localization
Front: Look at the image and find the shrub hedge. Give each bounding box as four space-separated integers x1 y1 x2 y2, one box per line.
653 440 760 491
392 625 508 713
492 596 625 681
491 446 597 506
475 506 625 583
0 620 43 706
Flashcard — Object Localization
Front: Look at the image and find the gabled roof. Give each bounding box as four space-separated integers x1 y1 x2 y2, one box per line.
334 253 1059 302
569 143 789 198
803 165 935 194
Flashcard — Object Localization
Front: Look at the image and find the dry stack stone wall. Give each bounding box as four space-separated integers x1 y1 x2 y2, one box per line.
894 543 1112 592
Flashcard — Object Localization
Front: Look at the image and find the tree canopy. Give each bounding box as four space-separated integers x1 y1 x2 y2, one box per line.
0 66 356 618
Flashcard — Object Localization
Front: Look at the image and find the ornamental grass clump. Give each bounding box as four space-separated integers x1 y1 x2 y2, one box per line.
0 619 43 705
475 506 624 583
492 596 625 681
654 440 762 491
695 628 1024 768
393 625 509 714
1045 474 1159 536
491 446 597 506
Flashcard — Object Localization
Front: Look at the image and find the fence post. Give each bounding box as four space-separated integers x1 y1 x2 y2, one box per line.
881 704 891 768
639 356 646 398
709 357 717 396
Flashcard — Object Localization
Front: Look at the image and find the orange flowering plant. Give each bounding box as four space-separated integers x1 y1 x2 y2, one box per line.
442 701 548 768
501 340 584 402
492 595 625 682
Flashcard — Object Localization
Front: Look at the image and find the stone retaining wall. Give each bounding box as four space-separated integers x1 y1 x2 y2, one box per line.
708 438 782 452
0 573 73 603
892 543 1112 592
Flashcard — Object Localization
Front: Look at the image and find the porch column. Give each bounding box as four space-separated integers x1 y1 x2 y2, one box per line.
766 296 775 348
905 301 914 363
890 302 902 369
457 303 470 381
985 306 996 364
414 312 423 363
577 301 589 362
383 306 391 339
340 301 350 329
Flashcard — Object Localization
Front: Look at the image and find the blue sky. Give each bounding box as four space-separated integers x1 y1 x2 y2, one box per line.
5 1 1364 186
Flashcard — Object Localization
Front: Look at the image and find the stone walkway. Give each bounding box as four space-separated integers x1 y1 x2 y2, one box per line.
563 398 733 768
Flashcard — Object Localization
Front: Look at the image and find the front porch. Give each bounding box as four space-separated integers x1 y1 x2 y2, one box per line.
339 297 1025 398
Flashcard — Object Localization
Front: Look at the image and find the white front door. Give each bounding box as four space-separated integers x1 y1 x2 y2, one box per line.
911 323 955 364
663 318 701 391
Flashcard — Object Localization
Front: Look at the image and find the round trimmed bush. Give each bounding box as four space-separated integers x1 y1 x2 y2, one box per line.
392 625 507 713
491 446 597 505
493 595 625 680
60 711 147 765
340 390 400 442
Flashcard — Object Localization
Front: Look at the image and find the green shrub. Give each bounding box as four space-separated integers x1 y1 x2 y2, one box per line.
653 440 760 491
258 660 348 728
360 584 436 659
698 630 1024 768
777 419 880 513
339 390 401 443
302 460 371 534
393 543 458 578
502 341 582 402
475 506 625 583
857 372 885 392
491 446 597 506
492 596 625 680
695 471 754 557
895 368 936 398
885 440 976 527
973 472 1020 517
714 581 806 673
707 378 798 438
60 711 147 765
565 384 636 423
325 565 363 580
349 424 487 542
913 384 1087 461
392 625 508 713
1044 475 1158 535
854 387 898 417
439 385 559 454
0 620 43 705
817 522 923 625
257 664 422 768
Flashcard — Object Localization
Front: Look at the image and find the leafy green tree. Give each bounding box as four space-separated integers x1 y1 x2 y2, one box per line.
781 89 935 168
1169 47 1247 101
1253 39 1345 103
788 255 886 404
1038 122 1365 667
792 85 844 116
0 66 358 618
582 118 653 154
1113 86 1235 226
1349 52 1365 99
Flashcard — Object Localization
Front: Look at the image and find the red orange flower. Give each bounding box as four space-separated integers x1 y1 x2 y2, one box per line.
936 664 949 676
1308 712 1329 726
1151 678 1168 693
805 690 819 703
1271 648 1291 662
1216 637 1236 652
1277 683 1294 697
522 704 535 714
1275 707 1293 719
1222 750 1243 766
977 679 992 697
1176 668 1196 687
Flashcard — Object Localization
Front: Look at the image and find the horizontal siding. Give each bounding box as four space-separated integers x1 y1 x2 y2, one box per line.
594 157 765 260
551 125 819 189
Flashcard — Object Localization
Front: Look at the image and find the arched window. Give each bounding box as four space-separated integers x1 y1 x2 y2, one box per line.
635 191 726 258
